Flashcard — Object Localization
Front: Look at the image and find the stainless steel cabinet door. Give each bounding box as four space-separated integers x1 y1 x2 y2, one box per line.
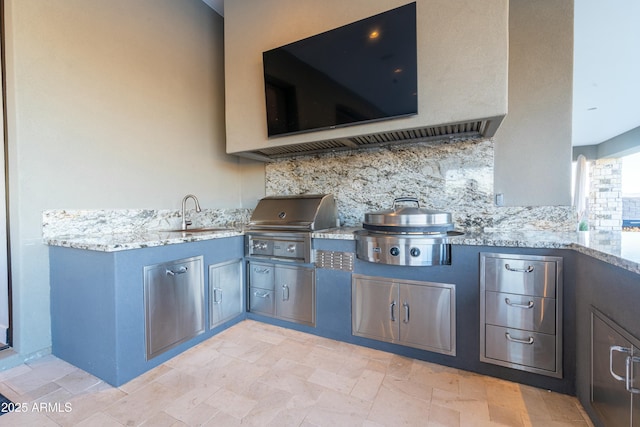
352 277 397 342
275 264 315 326
144 256 205 360
591 310 640 427
209 259 243 329
399 283 455 354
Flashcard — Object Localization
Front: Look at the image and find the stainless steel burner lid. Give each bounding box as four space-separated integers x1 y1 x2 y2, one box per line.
363 197 454 234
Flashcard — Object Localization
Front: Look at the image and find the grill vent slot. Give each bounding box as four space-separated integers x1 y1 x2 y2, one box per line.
315 250 354 272
242 119 493 161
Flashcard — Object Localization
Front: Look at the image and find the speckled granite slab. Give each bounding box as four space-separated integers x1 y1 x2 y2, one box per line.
265 138 576 232
42 208 251 239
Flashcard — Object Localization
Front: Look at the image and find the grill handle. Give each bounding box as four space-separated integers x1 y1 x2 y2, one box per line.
393 197 420 209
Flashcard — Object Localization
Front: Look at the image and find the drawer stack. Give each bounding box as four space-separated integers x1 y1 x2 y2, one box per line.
480 253 563 378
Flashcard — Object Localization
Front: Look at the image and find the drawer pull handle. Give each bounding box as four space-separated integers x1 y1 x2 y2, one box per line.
166 266 188 276
504 298 534 309
610 345 631 381
505 332 534 345
626 356 640 394
253 291 270 299
504 264 534 273
254 268 270 274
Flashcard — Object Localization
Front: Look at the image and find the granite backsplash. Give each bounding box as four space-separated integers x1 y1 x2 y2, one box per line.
265 138 574 231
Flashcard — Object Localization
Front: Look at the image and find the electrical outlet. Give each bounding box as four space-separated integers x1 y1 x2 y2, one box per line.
495 193 504 206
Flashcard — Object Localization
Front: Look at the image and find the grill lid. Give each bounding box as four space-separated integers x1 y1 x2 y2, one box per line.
249 194 338 231
363 197 453 233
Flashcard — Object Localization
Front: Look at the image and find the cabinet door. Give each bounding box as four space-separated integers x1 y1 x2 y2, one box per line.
352 277 398 342
275 265 315 326
399 282 455 354
592 311 634 427
144 256 204 360
209 259 243 329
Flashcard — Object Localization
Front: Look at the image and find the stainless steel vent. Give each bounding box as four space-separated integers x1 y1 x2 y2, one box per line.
236 118 501 161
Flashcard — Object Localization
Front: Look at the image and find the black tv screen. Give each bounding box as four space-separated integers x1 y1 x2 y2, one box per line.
263 2 417 138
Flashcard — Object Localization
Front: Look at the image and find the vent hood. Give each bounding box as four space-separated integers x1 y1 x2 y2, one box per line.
224 0 509 161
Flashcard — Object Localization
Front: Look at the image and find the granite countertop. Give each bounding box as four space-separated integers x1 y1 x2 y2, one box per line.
45 228 243 252
45 227 640 275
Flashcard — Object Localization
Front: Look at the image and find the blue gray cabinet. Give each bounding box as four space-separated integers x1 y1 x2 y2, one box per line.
49 237 244 386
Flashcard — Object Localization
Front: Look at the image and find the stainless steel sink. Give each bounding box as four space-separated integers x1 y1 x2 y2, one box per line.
163 227 234 234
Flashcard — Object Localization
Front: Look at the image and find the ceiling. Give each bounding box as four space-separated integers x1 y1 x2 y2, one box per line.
203 0 640 148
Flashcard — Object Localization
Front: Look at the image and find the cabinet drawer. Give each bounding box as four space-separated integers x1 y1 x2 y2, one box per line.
483 255 557 297
249 287 275 315
485 291 556 334
484 325 556 372
249 262 274 290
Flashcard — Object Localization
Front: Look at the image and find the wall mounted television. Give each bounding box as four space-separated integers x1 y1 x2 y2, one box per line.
263 2 417 138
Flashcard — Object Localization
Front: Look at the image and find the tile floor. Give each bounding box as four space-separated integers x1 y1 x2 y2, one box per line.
0 320 593 426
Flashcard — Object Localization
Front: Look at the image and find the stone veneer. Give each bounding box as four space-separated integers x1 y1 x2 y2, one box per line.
589 158 623 231
266 138 575 231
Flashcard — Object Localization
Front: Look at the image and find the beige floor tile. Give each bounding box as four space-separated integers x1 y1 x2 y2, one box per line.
205 387 258 419
54 368 102 395
44 384 127 425
350 369 385 401
0 407 61 426
103 381 176 426
307 367 358 394
428 403 461 427
0 320 595 427
305 389 372 426
367 382 430 426
73 411 125 426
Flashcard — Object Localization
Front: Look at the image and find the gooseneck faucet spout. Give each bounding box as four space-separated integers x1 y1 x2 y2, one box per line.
181 194 202 230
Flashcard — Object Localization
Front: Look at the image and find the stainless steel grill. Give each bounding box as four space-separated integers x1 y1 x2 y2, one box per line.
355 197 463 266
245 194 338 263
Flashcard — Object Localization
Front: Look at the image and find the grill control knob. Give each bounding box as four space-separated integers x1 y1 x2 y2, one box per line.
389 247 400 257
410 247 421 257
252 241 267 251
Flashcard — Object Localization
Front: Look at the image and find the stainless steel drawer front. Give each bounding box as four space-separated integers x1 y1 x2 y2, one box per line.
249 288 275 315
485 325 556 372
484 256 556 297
249 262 275 290
480 252 562 378
485 291 556 334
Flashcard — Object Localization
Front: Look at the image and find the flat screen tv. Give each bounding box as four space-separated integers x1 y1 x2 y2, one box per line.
263 2 417 138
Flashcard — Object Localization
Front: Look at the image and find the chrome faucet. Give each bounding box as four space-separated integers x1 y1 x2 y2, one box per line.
181 194 202 230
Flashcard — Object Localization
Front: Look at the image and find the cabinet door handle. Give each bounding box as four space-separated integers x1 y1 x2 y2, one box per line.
403 302 410 323
390 300 396 322
282 284 289 301
504 264 534 273
626 356 640 394
504 298 534 309
254 267 270 274
505 332 534 345
610 345 631 381
212 288 222 304
166 266 188 276
253 291 270 299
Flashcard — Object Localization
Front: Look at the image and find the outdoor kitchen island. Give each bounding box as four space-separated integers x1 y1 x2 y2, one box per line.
46 227 640 426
